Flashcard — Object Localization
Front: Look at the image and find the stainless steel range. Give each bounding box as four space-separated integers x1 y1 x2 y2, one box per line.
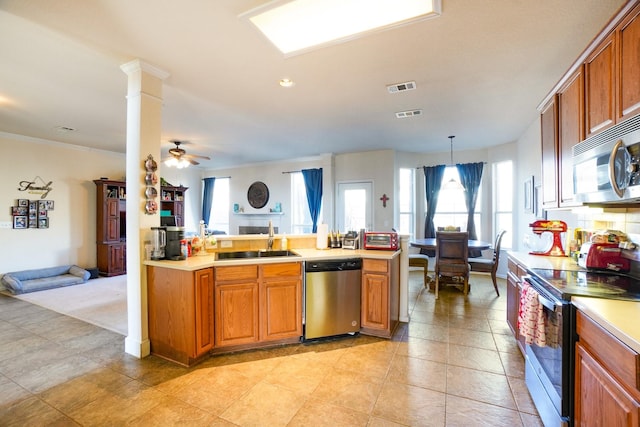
523 268 640 427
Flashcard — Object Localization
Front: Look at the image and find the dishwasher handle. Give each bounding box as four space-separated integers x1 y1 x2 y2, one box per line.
305 259 362 272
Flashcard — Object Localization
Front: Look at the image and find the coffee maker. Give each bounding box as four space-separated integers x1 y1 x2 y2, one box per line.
165 226 185 260
150 227 166 260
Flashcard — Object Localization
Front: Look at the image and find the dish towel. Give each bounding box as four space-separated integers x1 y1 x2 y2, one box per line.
518 281 547 346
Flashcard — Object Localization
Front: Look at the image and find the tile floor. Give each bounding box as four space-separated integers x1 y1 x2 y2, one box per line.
0 271 542 426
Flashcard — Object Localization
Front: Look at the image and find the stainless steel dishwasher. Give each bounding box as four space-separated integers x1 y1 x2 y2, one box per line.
304 258 362 340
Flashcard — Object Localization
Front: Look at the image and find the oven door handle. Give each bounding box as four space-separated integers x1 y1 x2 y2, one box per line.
536 293 560 312
523 276 561 312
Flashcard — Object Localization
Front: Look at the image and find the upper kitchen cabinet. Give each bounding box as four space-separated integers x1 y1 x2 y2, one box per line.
586 2 640 135
557 67 584 207
539 1 640 209
585 32 616 137
540 96 559 209
618 3 640 121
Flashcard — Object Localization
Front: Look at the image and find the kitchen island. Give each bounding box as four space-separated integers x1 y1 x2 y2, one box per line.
144 247 400 366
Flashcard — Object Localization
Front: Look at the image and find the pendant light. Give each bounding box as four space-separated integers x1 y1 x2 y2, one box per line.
442 135 464 191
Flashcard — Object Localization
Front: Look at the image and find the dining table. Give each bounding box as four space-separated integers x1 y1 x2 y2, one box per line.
410 238 491 252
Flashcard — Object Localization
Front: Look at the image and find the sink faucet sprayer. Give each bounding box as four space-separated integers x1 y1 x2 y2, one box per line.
267 220 274 250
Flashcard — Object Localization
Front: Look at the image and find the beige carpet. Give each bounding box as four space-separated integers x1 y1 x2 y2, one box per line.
12 275 127 335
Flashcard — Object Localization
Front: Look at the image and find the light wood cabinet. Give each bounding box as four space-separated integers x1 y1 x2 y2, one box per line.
261 263 302 341
215 265 260 347
147 266 214 366
214 262 302 349
575 310 640 426
361 256 399 338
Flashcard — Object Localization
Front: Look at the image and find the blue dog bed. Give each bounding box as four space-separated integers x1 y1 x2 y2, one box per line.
1 265 90 295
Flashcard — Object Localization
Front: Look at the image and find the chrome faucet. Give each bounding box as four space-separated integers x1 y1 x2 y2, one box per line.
267 220 274 251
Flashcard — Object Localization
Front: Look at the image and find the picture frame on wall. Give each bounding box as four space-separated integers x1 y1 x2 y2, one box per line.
12 206 27 215
524 176 534 213
28 216 37 228
38 217 49 229
534 184 546 219
13 216 27 229
17 199 28 207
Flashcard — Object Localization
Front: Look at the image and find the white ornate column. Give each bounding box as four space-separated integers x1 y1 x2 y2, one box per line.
399 234 409 322
120 59 169 358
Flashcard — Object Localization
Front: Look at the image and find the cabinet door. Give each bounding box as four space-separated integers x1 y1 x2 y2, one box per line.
618 4 640 121
194 268 214 355
575 343 640 426
215 281 259 347
585 33 616 136
540 97 559 208
109 243 125 275
261 278 302 341
361 272 389 331
106 199 120 242
557 67 584 207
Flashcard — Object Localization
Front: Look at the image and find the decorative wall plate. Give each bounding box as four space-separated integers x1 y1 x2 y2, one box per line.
247 181 269 209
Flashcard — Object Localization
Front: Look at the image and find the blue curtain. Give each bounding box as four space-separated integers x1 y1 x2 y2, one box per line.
201 177 215 228
423 165 446 255
456 162 484 241
301 168 322 233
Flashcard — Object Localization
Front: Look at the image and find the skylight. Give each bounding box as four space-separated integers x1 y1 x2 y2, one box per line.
243 0 442 56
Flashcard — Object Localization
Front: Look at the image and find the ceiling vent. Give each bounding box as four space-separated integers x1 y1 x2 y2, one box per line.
387 81 416 94
395 109 422 119
55 126 76 133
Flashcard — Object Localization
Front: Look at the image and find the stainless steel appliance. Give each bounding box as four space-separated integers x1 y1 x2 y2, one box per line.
165 226 185 260
573 115 640 204
342 231 359 249
304 259 362 340
150 226 166 260
363 232 399 250
523 268 640 427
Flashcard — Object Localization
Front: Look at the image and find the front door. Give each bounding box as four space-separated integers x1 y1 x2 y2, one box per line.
336 181 373 232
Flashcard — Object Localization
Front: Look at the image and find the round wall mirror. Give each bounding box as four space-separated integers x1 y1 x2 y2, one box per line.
247 181 269 209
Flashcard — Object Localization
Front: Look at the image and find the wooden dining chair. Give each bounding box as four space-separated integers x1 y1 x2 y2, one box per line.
469 230 506 296
434 231 470 299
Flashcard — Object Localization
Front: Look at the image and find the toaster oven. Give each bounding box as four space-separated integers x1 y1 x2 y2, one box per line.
363 232 399 250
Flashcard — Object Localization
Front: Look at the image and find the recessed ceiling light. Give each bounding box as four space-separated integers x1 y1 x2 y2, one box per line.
279 78 295 88
242 0 442 56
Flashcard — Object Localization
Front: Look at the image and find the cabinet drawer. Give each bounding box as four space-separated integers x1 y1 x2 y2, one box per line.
216 265 258 282
262 262 301 278
577 310 640 391
363 258 388 273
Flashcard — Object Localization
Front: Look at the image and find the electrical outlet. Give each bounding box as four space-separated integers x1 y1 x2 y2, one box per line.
220 240 233 248
0 221 11 229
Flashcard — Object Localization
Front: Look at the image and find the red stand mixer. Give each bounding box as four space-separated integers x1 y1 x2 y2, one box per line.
529 220 567 256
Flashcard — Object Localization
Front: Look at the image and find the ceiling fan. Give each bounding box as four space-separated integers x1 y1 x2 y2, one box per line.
164 140 210 168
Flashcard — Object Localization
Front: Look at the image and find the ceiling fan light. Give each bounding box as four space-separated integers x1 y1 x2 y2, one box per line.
442 178 464 191
164 157 178 167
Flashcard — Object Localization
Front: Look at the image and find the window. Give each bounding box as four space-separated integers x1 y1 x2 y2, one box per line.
207 178 230 234
432 167 482 240
398 168 414 238
291 172 314 234
493 161 513 249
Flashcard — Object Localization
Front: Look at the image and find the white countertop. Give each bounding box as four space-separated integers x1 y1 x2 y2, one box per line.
572 296 640 354
508 251 583 271
144 248 400 271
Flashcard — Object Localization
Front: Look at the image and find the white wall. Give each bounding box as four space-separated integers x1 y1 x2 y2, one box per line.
0 133 125 272
203 154 333 234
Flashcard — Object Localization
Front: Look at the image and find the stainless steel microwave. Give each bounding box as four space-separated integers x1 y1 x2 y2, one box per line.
573 119 640 204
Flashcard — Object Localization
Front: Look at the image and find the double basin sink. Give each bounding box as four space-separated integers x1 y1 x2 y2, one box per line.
216 250 300 260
